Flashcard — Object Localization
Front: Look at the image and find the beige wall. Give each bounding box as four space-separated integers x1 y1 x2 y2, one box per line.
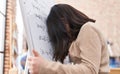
55 0 120 56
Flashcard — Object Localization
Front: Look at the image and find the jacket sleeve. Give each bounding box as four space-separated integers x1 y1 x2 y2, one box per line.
39 24 102 74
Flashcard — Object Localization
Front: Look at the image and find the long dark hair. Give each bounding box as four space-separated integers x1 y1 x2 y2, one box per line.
46 4 95 63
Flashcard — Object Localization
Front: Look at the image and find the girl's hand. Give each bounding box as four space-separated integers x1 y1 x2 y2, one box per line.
28 50 48 74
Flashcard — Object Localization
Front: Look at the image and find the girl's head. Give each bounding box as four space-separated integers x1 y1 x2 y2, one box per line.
46 4 95 63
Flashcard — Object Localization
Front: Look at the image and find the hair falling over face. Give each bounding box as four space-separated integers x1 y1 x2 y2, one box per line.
46 4 95 63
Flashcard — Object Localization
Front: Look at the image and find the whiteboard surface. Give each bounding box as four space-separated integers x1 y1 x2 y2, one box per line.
19 0 55 60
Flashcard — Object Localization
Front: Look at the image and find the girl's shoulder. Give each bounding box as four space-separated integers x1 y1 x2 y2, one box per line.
76 22 106 46
79 22 103 38
77 22 100 37
80 22 99 33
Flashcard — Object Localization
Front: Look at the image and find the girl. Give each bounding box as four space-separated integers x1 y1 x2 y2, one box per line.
28 4 110 74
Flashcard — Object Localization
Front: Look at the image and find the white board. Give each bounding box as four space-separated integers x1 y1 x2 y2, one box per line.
19 0 55 73
19 0 55 60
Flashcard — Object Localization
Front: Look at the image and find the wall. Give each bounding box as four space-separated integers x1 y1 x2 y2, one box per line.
4 0 16 74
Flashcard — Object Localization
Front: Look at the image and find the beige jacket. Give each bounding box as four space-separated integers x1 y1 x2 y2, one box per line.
39 23 110 74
